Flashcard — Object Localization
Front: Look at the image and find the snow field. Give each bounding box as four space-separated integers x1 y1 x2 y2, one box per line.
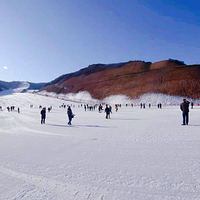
0 93 200 199
38 90 200 105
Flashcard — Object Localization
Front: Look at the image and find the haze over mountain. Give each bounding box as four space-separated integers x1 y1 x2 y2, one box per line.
41 59 200 100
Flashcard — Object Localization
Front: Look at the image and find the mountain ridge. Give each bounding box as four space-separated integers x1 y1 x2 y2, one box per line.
41 59 200 100
0 81 46 92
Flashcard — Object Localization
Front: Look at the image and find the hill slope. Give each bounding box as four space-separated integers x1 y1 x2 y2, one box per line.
41 59 200 99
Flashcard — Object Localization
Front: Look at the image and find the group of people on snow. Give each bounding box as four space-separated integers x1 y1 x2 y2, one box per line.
37 99 193 126
1 106 20 113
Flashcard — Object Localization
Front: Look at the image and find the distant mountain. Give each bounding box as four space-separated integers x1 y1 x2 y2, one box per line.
40 59 200 100
0 81 46 92
28 82 47 90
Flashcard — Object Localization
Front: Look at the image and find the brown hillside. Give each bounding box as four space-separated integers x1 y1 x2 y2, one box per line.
41 60 200 99
150 60 183 70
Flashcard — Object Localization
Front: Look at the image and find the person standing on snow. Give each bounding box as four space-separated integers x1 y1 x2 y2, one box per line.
115 104 118 112
67 106 74 125
40 107 46 124
109 105 112 114
180 99 190 125
105 105 111 119
149 103 151 108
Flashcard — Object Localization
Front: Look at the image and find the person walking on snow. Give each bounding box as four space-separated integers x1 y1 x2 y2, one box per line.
180 99 190 125
40 107 46 124
67 106 74 125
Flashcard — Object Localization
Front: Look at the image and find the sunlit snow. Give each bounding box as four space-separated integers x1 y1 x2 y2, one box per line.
0 92 200 199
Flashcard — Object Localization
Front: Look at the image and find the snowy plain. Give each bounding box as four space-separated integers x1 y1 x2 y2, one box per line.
0 92 200 199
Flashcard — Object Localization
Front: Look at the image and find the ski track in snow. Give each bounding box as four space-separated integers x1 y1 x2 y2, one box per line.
0 93 200 199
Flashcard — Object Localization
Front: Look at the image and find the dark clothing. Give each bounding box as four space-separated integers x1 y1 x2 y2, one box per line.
180 101 190 125
41 109 46 117
180 102 190 113
67 107 73 125
182 112 189 125
105 107 111 119
40 109 46 124
41 118 45 124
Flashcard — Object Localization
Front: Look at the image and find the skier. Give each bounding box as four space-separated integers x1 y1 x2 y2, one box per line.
180 99 190 125
67 106 74 125
40 107 46 124
18 107 20 113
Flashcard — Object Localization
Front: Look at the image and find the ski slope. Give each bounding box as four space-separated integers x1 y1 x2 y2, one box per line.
0 93 200 199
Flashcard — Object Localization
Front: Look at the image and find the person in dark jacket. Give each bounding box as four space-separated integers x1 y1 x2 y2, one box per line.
180 99 190 125
67 106 74 125
105 105 111 119
40 107 46 124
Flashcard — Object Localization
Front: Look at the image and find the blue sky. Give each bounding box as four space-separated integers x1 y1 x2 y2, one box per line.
0 0 200 82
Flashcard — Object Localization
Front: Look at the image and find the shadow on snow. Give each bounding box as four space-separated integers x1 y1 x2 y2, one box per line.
47 124 115 128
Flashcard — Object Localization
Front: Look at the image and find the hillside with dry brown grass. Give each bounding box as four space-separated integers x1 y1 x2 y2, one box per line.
41 60 200 99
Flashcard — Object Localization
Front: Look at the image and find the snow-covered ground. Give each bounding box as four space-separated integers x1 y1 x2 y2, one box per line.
0 93 200 200
38 90 200 105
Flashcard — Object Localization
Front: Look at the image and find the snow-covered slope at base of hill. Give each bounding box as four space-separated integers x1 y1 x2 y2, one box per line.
38 91 100 104
37 90 200 105
104 93 200 105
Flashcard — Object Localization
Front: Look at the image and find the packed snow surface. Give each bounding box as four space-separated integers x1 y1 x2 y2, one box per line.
0 93 200 200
